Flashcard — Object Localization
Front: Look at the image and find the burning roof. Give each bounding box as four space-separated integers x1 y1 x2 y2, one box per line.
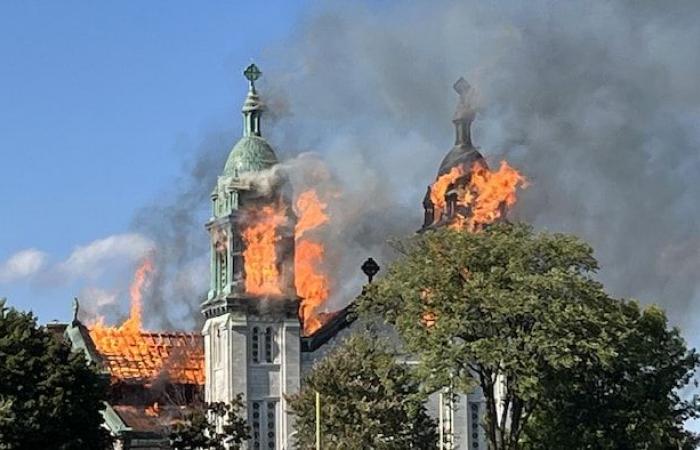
90 329 204 385
78 259 205 386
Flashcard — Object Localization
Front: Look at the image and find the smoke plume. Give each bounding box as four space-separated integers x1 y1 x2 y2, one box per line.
133 0 700 346
130 132 232 329
258 0 700 335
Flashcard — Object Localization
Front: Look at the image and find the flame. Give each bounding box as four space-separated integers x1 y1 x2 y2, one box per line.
294 190 330 335
468 161 526 227
242 206 286 296
430 166 465 212
430 160 527 231
295 190 329 238
88 258 204 385
145 402 160 417
118 258 152 333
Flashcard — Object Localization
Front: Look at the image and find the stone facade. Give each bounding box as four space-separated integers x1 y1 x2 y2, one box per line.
200 65 489 450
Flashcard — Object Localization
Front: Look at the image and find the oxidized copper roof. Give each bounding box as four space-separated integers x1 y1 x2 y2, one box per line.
112 405 166 433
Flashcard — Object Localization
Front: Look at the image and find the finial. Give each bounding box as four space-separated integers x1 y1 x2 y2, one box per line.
361 258 380 284
453 77 470 97
453 77 476 120
243 63 262 93
72 297 80 325
452 77 477 146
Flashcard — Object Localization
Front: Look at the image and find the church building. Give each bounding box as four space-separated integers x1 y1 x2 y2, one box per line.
61 64 490 449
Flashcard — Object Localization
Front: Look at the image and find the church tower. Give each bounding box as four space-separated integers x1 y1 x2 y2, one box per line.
201 64 300 450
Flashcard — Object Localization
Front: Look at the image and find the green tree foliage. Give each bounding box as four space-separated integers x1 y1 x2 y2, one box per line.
287 333 437 449
357 223 700 450
0 299 110 449
524 302 700 449
169 396 249 450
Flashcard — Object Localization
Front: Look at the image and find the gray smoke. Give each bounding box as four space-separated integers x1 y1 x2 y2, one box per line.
130 131 232 330
255 0 700 339
131 0 700 348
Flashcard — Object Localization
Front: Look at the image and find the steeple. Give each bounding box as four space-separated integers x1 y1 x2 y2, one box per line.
242 63 264 137
202 64 301 450
452 77 476 148
435 77 485 177
222 64 279 177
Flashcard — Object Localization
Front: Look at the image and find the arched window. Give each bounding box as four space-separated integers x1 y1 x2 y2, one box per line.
266 401 277 449
249 400 277 449
213 327 221 367
251 401 262 449
264 327 274 363
251 327 260 363
469 402 480 448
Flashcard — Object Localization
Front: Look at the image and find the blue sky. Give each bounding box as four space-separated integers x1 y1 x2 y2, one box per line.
0 1 308 322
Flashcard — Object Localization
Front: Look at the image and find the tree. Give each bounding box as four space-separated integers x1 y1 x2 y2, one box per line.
524 302 700 449
169 395 249 450
357 223 700 450
287 332 437 449
0 299 110 449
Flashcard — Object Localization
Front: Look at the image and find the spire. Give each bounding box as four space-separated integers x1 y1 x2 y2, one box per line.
242 63 264 137
452 77 476 147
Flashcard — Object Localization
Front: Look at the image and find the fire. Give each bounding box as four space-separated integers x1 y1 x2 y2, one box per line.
242 205 286 296
430 166 464 212
469 161 526 226
88 258 204 385
294 190 330 335
145 402 160 417
430 160 527 231
295 190 329 238
118 258 152 333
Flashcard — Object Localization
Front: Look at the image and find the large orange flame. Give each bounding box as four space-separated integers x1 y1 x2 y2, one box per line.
430 166 464 212
468 161 526 227
88 258 204 385
117 257 152 333
242 206 286 296
430 160 527 231
294 190 330 335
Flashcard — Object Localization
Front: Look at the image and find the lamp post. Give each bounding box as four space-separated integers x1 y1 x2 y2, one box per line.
315 391 321 450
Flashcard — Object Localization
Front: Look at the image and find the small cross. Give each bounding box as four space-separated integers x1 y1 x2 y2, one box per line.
243 63 262 91
453 77 471 99
361 257 380 283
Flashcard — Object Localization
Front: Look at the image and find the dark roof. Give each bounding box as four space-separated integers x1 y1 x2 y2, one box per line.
301 303 358 352
437 145 486 177
112 405 166 434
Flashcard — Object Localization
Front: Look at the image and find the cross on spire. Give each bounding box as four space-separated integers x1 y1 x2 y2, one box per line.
244 63 262 92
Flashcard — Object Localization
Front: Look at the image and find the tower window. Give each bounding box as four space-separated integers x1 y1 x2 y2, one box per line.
249 400 277 450
266 401 277 449
264 327 275 363
251 327 260 363
213 328 222 368
218 252 228 289
469 402 480 448
251 401 262 449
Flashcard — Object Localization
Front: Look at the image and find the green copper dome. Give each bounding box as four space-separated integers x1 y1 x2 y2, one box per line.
223 135 278 176
221 63 279 177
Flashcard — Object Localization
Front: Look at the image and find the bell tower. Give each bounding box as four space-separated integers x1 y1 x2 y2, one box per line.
201 64 301 450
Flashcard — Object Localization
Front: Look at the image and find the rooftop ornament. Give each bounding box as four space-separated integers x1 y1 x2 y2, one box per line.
72 297 80 326
243 63 262 93
361 258 380 284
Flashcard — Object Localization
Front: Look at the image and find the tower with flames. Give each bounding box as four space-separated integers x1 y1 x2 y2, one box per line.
201 64 299 450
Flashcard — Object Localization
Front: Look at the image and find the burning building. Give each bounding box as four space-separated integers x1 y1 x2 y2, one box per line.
57 64 523 449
